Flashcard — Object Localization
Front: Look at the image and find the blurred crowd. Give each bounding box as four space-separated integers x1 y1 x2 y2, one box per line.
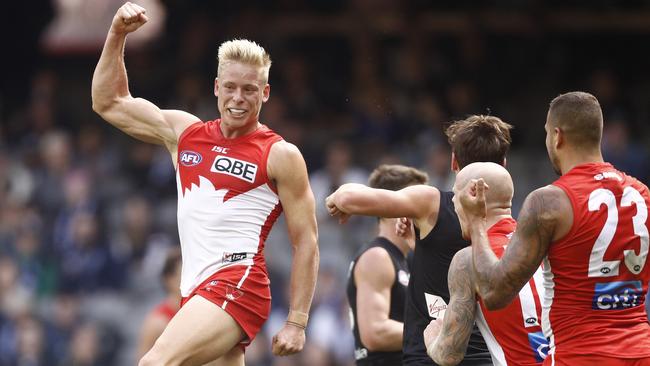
1 1 650 365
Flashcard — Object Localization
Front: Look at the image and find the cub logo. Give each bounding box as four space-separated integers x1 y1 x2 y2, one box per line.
211 155 257 183
179 150 202 166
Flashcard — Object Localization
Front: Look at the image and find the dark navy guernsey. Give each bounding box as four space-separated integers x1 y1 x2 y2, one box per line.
347 237 410 366
403 191 492 365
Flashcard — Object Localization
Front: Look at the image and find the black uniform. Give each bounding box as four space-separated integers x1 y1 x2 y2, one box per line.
347 237 409 366
403 191 492 365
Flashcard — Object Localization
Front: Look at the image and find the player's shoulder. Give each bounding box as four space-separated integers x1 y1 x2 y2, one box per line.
400 184 440 203
267 140 307 181
521 185 573 240
269 140 300 156
528 184 571 209
355 246 395 282
450 247 472 270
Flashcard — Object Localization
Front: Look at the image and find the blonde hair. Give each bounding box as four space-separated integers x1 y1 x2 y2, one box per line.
217 39 272 83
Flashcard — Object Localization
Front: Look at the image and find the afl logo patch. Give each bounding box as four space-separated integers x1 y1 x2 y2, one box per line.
179 150 202 166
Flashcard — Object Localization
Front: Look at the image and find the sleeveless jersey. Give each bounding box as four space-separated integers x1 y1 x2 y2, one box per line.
475 218 547 366
545 162 650 360
347 237 409 365
175 120 283 297
403 191 491 365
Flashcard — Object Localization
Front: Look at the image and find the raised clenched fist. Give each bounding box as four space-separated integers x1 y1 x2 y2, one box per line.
111 2 148 34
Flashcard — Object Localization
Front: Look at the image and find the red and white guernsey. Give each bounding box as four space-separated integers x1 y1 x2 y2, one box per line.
476 218 547 366
175 120 283 297
545 162 650 361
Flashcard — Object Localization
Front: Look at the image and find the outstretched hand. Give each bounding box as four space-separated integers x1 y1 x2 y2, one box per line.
325 193 351 224
272 323 306 356
111 2 148 34
458 178 489 221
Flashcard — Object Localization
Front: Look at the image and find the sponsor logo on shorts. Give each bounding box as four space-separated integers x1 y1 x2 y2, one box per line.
225 285 244 301
210 155 257 183
424 293 447 319
592 280 643 310
527 331 549 362
222 252 248 263
179 150 202 166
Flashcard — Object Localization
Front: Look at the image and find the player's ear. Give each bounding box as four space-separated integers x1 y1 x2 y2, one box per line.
214 78 219 97
451 152 459 173
554 127 564 149
262 84 270 103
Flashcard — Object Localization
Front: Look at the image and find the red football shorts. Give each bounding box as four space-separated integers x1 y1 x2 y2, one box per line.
545 354 650 366
181 264 271 346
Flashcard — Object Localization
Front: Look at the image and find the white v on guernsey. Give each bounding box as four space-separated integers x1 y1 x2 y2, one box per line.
175 120 283 297
475 218 548 366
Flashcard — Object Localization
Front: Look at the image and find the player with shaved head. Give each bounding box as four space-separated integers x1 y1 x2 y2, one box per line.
424 162 546 366
92 3 319 365
459 92 650 365
327 115 514 365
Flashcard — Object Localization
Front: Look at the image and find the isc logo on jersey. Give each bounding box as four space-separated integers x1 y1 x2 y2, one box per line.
179 150 202 166
592 280 643 310
211 155 257 183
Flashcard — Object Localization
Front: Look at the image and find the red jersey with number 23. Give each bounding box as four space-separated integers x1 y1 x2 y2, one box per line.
544 162 650 363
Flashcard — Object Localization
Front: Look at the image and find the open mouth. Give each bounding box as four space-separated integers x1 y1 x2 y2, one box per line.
227 108 247 117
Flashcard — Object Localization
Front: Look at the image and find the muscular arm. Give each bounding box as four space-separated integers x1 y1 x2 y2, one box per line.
425 248 476 366
354 247 403 351
326 184 440 234
91 3 197 164
268 141 318 353
469 185 571 310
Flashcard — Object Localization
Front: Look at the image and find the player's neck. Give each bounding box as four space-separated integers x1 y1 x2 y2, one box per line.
559 148 604 174
486 209 512 229
378 222 411 256
220 119 261 139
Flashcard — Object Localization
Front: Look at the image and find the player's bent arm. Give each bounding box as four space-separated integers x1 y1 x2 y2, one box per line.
355 247 403 351
426 248 476 366
470 186 570 310
136 311 169 359
331 184 440 221
91 18 197 152
268 141 319 323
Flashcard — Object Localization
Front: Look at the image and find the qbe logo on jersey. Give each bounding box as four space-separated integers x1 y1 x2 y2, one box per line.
211 155 258 183
592 280 643 310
